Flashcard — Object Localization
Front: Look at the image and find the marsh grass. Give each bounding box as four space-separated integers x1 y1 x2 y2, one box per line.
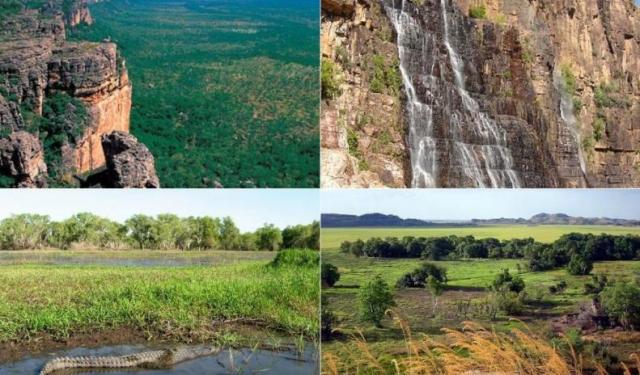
0 257 318 343
323 312 640 375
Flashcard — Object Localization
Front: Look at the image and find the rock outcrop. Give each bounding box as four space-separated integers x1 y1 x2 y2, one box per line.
321 0 640 187
100 131 159 188
321 0 408 188
0 0 156 188
0 131 47 187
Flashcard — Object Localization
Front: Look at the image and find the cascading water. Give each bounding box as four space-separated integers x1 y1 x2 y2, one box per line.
383 0 522 188
555 69 587 183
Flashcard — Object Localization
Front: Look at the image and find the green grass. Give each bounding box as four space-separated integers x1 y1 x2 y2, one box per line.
0 250 277 265
68 0 319 187
0 251 319 343
324 248 640 339
321 225 640 249
322 226 640 365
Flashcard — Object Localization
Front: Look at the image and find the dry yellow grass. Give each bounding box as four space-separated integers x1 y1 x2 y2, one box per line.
323 311 640 375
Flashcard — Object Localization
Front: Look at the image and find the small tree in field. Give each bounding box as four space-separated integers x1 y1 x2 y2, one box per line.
567 254 593 275
321 262 340 287
359 275 395 327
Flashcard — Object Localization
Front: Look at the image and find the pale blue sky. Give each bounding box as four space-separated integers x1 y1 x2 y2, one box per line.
321 190 640 220
0 190 318 231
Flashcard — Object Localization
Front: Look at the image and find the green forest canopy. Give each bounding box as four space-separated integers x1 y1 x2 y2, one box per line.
0 213 319 251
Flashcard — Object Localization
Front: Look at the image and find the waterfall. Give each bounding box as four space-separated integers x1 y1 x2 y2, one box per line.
383 0 522 188
555 70 587 179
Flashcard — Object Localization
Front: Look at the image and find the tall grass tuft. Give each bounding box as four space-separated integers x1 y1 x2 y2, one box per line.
271 249 319 268
323 311 640 375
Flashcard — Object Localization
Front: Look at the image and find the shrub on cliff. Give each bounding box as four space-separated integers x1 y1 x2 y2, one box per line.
321 58 341 99
469 4 487 19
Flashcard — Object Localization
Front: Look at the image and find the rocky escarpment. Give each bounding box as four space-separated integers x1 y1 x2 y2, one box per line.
322 0 640 187
0 0 157 188
321 0 408 188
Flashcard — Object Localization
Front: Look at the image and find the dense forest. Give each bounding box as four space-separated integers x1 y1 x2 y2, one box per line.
68 0 319 187
340 233 640 275
0 213 319 251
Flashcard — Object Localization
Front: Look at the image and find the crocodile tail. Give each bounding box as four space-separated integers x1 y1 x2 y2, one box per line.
39 351 167 375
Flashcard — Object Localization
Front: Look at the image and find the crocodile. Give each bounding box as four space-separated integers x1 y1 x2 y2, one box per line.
39 347 218 375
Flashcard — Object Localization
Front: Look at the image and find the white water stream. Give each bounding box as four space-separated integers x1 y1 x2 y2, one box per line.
384 0 522 187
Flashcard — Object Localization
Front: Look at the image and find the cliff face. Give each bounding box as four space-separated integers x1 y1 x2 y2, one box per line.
0 0 156 188
48 42 132 173
321 0 640 187
321 0 408 188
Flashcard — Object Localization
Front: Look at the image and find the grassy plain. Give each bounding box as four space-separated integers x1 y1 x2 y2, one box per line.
0 250 319 346
321 225 640 249
322 226 640 372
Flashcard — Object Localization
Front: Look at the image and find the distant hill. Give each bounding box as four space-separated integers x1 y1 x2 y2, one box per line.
321 213 434 227
322 213 640 227
473 213 640 226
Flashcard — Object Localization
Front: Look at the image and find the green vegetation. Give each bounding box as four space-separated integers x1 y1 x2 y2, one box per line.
69 0 319 187
594 81 630 109
593 115 606 141
321 58 341 99
469 3 487 19
560 64 584 114
0 0 22 21
322 225 640 249
339 232 640 277
0 213 320 251
359 275 395 327
34 92 90 185
0 251 319 343
600 281 640 329
370 55 401 95
323 222 640 373
322 262 340 287
270 248 319 268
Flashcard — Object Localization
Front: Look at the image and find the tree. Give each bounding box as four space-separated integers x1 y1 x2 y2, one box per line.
0 214 50 250
219 216 240 250
397 262 448 288
600 281 640 329
359 275 395 327
321 262 340 287
463 242 488 258
125 214 158 249
491 269 525 293
422 237 454 260
237 232 257 251
194 216 220 249
567 253 593 275
254 223 282 251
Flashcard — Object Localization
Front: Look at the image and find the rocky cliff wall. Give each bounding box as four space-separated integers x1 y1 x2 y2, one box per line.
0 0 156 188
322 0 640 187
321 0 408 188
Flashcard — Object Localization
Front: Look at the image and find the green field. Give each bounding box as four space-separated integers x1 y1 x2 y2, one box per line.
322 226 640 372
321 225 640 249
69 0 319 187
0 250 319 345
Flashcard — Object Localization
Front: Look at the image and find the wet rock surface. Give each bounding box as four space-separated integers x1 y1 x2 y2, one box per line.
322 0 640 187
321 0 409 188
